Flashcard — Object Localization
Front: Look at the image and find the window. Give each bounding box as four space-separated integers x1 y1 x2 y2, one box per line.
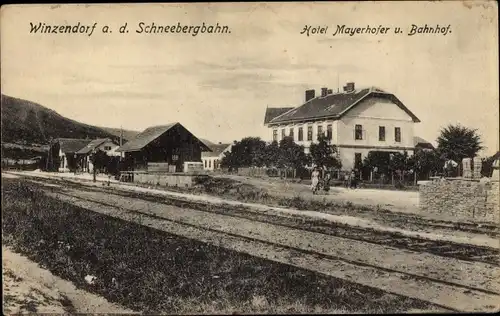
307 125 313 141
204 160 207 168
172 154 179 161
395 127 401 142
298 127 304 141
355 124 363 140
209 160 211 168
327 124 333 140
281 129 286 140
317 125 323 138
273 129 278 142
379 126 386 141
289 128 294 140
104 146 112 151
355 153 362 168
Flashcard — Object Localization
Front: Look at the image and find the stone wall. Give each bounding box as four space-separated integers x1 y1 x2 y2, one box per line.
133 172 196 188
419 179 499 223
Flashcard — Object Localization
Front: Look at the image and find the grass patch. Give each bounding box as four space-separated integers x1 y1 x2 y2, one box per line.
170 176 498 235
2 178 437 314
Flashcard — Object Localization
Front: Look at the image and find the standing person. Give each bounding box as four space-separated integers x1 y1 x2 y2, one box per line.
344 172 349 188
311 167 320 195
350 169 357 189
323 171 331 192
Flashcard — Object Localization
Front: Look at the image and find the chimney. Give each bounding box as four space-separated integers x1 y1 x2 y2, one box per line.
343 82 355 93
327 89 333 95
305 89 315 102
321 87 328 97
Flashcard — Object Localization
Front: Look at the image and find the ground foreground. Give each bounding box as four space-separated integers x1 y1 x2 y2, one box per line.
2 172 499 313
2 246 135 314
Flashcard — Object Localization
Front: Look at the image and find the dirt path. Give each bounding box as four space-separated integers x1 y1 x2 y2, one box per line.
2 246 137 314
215 174 420 210
42 185 499 312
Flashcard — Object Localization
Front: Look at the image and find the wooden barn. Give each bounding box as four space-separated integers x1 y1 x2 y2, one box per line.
115 122 211 172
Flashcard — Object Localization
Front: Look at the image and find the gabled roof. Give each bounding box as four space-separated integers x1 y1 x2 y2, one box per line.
200 138 215 147
414 136 435 150
202 143 231 158
76 138 115 155
264 107 295 124
266 87 420 125
115 122 211 152
55 138 91 154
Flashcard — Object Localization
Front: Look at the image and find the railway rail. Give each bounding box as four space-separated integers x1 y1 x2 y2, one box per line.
31 175 500 266
11 174 500 312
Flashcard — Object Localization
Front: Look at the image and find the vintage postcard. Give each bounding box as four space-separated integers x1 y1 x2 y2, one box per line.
1 1 499 314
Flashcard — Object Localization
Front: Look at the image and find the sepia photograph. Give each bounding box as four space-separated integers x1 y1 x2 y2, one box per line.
1 1 499 314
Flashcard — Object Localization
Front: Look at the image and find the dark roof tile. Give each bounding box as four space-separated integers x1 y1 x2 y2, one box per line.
264 107 294 124
76 138 115 154
202 143 231 158
266 87 420 124
56 138 92 154
116 122 210 152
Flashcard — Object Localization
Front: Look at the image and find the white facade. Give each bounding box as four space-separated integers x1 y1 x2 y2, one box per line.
268 96 416 170
202 144 232 171
58 149 70 172
83 141 121 173
202 156 220 171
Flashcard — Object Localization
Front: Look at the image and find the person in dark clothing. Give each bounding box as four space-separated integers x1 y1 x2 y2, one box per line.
350 169 357 189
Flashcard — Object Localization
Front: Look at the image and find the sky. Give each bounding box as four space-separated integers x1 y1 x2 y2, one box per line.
1 2 499 155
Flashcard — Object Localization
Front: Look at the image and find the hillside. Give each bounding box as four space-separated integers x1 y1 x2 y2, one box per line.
1 94 121 145
1 94 218 160
99 127 141 143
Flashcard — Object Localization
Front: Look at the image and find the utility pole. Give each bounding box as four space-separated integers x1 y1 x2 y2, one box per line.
120 125 123 147
119 125 124 161
46 143 50 171
46 138 52 172
92 149 97 183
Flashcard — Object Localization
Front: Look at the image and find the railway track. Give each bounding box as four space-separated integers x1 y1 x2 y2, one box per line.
33 176 499 266
20 173 500 236
38 185 500 313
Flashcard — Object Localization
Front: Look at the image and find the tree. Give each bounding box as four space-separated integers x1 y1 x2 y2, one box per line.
362 151 392 176
309 134 341 170
220 137 267 169
278 136 309 169
389 151 410 175
90 149 110 180
437 124 483 162
263 141 281 168
413 149 443 178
